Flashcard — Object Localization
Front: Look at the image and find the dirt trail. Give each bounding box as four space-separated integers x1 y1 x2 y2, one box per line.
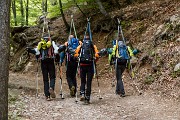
9 70 180 120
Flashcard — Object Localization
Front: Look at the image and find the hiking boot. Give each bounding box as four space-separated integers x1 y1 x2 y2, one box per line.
120 94 125 97
115 91 120 95
49 88 56 98
84 99 90 105
70 86 75 96
46 96 51 101
80 94 85 101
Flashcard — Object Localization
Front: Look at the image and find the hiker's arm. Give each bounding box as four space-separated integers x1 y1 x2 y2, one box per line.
64 42 68 47
60 51 65 64
52 41 59 54
98 48 108 57
112 45 116 56
127 46 134 57
26 47 36 55
94 45 99 58
74 45 81 57
79 41 82 46
46 41 52 48
37 41 43 50
58 45 66 53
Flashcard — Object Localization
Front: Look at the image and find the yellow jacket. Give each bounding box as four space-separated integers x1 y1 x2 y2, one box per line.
37 38 52 50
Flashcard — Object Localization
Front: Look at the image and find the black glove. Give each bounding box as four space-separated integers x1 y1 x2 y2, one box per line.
26 47 36 55
36 55 40 60
98 48 108 57
58 45 66 53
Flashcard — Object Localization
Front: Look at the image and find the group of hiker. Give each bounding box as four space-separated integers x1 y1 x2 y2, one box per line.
26 18 139 104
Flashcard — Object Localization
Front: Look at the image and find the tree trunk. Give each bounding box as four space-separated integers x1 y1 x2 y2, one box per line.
42 0 48 13
126 0 133 5
114 0 121 9
0 0 10 119
45 0 47 12
95 0 109 16
20 0 25 26
26 0 29 26
59 0 69 31
11 0 17 26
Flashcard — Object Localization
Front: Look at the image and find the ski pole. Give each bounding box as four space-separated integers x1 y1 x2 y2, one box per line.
58 63 64 99
128 64 142 95
94 63 102 99
36 59 39 98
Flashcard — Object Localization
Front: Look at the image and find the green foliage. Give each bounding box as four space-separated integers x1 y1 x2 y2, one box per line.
8 93 18 104
171 70 180 78
121 20 131 29
137 22 146 33
144 75 154 84
10 0 97 26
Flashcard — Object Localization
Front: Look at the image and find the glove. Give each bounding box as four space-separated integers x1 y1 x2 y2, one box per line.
95 53 99 58
26 47 36 55
95 57 99 62
36 55 40 60
58 45 66 53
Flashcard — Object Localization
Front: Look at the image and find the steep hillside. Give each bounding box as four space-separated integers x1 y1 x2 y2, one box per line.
10 0 180 100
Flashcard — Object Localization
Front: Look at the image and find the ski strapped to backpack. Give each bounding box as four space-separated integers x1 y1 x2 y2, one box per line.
66 15 79 62
37 12 57 60
116 18 142 95
77 17 102 99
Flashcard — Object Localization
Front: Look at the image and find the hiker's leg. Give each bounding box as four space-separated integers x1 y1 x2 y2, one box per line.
48 59 56 90
66 61 74 89
116 64 126 95
41 60 50 97
80 66 87 95
71 61 78 89
86 65 94 100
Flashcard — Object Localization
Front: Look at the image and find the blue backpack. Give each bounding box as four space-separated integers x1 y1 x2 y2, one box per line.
68 38 79 49
67 38 79 61
118 41 129 60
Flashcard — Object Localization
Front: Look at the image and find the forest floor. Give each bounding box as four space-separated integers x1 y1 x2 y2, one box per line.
8 60 180 120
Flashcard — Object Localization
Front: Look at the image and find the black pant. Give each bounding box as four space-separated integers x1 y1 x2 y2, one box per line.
66 61 78 89
116 61 127 95
41 58 56 97
80 65 94 100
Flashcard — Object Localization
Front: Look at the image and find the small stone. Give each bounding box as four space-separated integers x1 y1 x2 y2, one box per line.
174 63 180 72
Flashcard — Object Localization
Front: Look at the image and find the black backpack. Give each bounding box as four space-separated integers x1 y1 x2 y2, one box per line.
80 40 94 64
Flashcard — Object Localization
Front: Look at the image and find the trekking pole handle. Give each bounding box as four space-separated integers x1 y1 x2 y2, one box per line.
87 17 91 22
117 18 121 25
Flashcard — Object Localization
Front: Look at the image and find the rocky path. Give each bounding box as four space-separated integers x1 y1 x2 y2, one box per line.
9 72 180 120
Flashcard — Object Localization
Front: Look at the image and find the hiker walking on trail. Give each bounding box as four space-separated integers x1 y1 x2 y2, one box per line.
63 35 82 97
108 39 137 97
34 35 59 101
74 35 99 104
